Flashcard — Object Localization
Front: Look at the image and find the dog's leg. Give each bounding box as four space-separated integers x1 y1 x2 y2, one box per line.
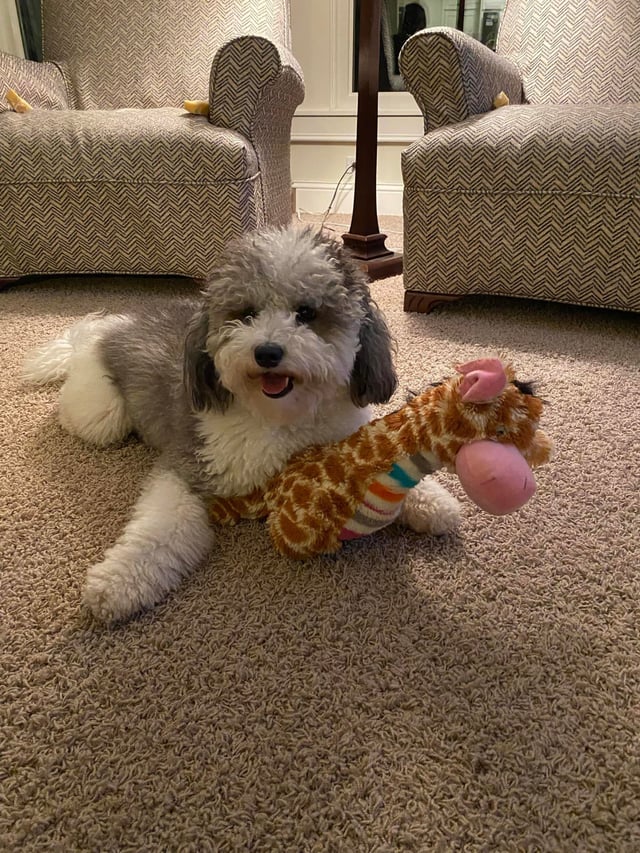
58 338 131 447
83 467 214 624
396 478 462 536
24 313 133 447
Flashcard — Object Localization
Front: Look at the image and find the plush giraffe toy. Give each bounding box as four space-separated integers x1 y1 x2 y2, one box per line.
208 358 553 559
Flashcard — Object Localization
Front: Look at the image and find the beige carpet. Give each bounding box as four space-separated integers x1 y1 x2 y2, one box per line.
2 258 640 851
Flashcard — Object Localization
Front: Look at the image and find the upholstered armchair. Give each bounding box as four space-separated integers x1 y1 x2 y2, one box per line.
0 0 303 281
399 0 640 313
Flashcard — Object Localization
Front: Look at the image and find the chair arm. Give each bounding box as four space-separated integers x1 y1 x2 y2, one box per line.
208 36 304 225
0 52 70 113
399 27 523 132
209 36 304 143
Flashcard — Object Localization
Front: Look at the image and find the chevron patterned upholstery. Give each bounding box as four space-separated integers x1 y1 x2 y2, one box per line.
42 0 291 109
400 0 640 313
0 0 302 280
498 0 640 104
0 54 69 113
209 37 304 226
400 28 524 132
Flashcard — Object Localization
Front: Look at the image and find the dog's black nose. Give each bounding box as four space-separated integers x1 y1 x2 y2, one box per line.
254 343 284 369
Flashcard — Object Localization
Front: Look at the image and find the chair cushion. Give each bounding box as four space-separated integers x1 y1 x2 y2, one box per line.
402 104 640 311
403 103 640 196
2 107 258 184
0 108 263 278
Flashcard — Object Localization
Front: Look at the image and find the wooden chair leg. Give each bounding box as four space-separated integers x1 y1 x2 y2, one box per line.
404 290 463 314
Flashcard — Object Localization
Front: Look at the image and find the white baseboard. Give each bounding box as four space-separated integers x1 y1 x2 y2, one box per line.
293 181 403 217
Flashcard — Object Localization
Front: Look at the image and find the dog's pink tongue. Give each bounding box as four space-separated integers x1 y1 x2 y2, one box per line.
261 373 289 395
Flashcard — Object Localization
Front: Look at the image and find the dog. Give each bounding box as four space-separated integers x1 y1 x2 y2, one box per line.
23 226 461 623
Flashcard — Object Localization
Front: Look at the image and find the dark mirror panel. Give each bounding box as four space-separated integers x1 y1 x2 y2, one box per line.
16 0 42 61
353 0 506 92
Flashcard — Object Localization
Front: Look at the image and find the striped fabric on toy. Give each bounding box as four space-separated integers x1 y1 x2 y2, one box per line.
339 453 437 540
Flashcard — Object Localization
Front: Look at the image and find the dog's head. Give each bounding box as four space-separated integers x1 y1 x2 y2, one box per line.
184 226 397 425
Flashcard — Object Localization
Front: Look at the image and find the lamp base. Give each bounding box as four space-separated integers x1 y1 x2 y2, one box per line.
342 231 403 281
357 252 403 281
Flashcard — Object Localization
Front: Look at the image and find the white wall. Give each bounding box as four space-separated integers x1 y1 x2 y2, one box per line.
0 0 24 56
290 0 423 216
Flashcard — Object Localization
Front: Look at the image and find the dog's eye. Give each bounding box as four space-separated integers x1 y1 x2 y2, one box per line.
239 308 256 324
296 305 316 324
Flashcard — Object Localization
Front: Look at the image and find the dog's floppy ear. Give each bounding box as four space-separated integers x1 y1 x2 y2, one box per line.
313 228 397 406
183 306 232 412
350 296 398 406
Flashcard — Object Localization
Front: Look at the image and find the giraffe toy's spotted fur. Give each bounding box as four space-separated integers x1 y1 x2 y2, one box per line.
208 359 553 558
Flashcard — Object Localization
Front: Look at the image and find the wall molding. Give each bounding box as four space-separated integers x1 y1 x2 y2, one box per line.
292 135 417 143
292 112 423 144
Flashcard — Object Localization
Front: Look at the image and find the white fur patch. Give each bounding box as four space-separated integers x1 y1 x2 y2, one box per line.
397 478 462 536
22 313 126 385
196 395 371 497
23 314 133 446
22 326 76 385
83 467 214 623
58 338 131 447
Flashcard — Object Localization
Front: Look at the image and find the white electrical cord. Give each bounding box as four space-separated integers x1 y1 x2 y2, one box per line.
319 162 356 232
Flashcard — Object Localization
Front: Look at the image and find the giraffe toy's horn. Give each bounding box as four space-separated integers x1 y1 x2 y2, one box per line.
456 358 507 402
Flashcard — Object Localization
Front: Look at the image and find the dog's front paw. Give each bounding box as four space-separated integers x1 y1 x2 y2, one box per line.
397 478 462 536
83 558 152 624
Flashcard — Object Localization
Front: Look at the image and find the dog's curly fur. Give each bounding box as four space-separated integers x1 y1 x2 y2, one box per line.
23 226 460 623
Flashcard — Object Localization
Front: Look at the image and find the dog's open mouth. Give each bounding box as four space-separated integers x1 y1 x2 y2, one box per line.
261 373 294 399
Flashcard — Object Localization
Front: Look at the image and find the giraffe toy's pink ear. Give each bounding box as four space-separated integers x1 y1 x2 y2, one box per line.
456 358 507 402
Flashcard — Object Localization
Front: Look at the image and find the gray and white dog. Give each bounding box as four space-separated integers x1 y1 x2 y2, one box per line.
24 226 460 623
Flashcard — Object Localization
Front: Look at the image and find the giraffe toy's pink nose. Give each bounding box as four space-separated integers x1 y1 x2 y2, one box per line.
455 440 537 515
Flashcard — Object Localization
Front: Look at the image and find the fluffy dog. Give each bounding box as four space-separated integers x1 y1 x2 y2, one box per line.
23 226 460 623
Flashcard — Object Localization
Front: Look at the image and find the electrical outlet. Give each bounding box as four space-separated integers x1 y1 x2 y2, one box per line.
345 155 356 171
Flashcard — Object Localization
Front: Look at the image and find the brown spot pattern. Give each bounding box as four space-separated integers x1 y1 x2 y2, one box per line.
291 481 313 506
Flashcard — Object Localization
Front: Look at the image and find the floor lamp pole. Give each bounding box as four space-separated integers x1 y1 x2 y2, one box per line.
342 0 403 280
